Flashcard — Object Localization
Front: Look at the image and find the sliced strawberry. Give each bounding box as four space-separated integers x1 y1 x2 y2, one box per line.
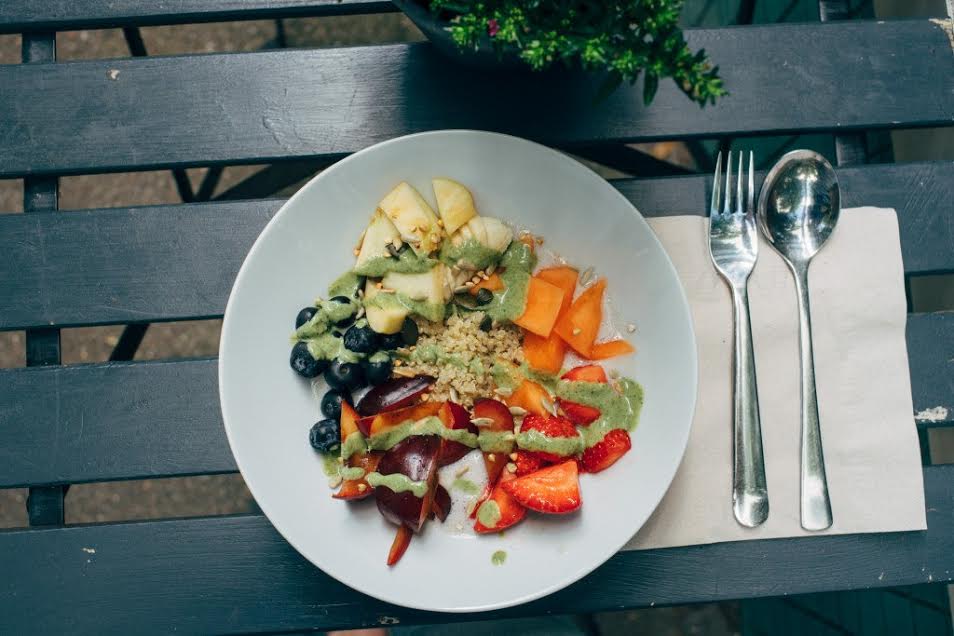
581 429 632 473
513 450 545 476
558 399 601 425
558 365 608 425
519 413 580 464
561 364 608 384
502 460 581 514
386 524 413 566
474 471 527 533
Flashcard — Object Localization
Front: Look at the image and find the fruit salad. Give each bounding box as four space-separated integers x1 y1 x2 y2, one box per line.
289 179 643 565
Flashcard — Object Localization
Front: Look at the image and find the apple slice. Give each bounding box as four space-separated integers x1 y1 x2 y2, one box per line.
438 401 479 467
378 181 442 255
354 209 401 274
432 178 477 235
374 435 441 532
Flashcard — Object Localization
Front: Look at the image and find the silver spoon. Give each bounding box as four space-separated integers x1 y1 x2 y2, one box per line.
757 150 839 532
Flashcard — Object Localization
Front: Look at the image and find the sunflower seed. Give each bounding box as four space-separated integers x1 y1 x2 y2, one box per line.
355 306 365 319
541 397 558 417
506 462 517 473
454 285 470 294
449 387 460 402
470 417 495 428
627 323 637 333
485 264 496 276
464 281 475 287
494 386 514 397
455 466 470 478
508 406 528 416
479 271 490 280
579 267 595 287
379 288 396 293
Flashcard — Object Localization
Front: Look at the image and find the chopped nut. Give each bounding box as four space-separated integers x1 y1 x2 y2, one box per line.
464 281 475 287
579 267 595 287
572 327 582 336
541 397 558 417
508 406 528 416
487 452 497 461
509 452 518 461
357 483 367 492
480 272 490 280
393 359 403 366
506 462 517 473
352 248 360 256
535 236 544 246
375 281 383 289
626 323 637 333
420 393 429 401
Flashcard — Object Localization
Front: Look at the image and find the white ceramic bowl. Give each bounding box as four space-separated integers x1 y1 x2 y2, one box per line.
219 130 697 612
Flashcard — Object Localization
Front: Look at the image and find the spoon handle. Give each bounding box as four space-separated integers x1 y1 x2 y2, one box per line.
793 265 833 531
731 285 769 527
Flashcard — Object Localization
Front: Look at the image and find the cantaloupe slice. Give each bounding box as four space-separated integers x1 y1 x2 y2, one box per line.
468 272 504 296
513 276 565 337
523 331 567 375
554 278 606 357
587 339 636 360
506 380 552 417
535 266 578 317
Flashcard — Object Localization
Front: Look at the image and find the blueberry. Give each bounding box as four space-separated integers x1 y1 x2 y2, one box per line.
295 306 317 329
343 324 379 354
324 359 366 391
475 288 494 306
379 332 404 351
329 296 356 327
309 419 340 453
321 389 353 420
400 318 419 346
290 341 327 378
362 355 393 386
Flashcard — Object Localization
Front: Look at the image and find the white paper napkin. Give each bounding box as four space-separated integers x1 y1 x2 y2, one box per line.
624 207 925 551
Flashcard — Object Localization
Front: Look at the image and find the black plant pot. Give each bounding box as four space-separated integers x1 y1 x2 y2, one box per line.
392 0 526 71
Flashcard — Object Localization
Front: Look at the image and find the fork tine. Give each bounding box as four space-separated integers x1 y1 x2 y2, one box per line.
710 151 723 217
735 152 744 215
747 151 754 215
722 151 732 216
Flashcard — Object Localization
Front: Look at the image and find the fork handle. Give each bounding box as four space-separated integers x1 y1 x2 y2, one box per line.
731 285 769 527
793 265 833 531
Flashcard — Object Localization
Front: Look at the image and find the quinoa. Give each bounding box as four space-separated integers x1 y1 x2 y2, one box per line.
397 312 524 408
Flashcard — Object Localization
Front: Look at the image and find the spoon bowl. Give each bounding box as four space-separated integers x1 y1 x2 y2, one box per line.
757 149 840 532
758 150 840 266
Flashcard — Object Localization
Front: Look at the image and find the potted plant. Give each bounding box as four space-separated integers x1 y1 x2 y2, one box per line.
393 0 725 106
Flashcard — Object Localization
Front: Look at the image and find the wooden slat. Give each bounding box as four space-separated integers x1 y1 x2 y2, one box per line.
0 20 952 178
0 1 396 33
0 312 948 488
0 464 950 635
1 161 951 332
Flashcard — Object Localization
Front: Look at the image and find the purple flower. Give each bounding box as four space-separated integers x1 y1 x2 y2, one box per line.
487 19 500 37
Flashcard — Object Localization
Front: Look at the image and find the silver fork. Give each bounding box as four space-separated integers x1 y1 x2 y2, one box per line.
708 151 769 528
